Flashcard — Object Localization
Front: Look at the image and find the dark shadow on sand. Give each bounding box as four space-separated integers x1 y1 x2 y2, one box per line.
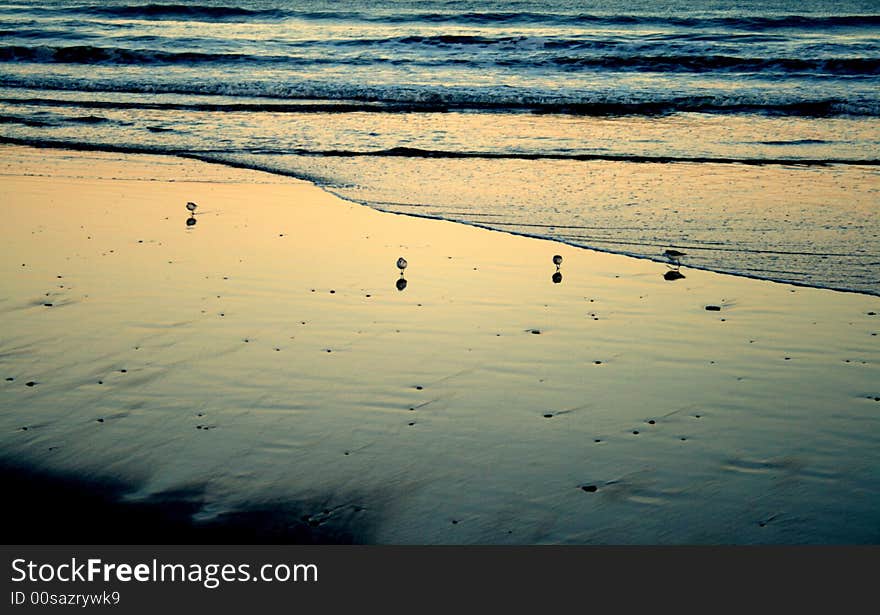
0 459 380 544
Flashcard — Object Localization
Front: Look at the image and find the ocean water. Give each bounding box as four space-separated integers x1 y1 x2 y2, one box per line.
1 0 878 293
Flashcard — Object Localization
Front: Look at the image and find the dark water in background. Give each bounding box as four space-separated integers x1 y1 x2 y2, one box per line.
1 0 878 293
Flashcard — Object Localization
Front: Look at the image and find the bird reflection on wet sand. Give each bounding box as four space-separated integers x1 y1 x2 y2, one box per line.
185 201 198 228
396 256 408 291
552 254 563 284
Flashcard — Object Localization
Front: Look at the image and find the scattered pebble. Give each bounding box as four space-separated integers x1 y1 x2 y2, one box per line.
25 381 36 387
581 485 598 493
5 377 13 382
706 305 721 311
647 420 656 425
96 418 104 423
530 329 541 335
415 385 423 390
543 413 553 418
632 430 640 435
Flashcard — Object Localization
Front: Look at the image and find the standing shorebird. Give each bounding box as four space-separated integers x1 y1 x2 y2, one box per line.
663 249 686 265
553 254 563 269
186 201 197 213
397 257 408 273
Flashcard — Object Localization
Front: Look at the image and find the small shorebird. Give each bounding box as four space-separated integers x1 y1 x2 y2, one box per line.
663 249 686 264
186 201 197 213
397 257 408 272
552 254 563 269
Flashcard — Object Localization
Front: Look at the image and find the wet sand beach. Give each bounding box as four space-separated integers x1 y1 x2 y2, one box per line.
1 145 878 544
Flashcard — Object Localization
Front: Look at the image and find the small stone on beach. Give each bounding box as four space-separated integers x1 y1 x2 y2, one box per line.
706 305 721 311
581 485 598 493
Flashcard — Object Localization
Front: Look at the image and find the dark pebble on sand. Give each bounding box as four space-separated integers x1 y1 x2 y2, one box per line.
21 426 28 431
594 439 601 443
530 329 541 334
543 413 553 418
451 520 459 525
325 349 332 353
43 303 52 307
415 385 423 390
96 418 104 423
5 377 13 382
594 360 602 365
868 312 876 316
330 290 335 294
581 485 598 493
120 369 127 373
632 430 639 435
98 381 103 385
25 381 36 387
706 305 721 311
408 422 415 426
648 420 655 425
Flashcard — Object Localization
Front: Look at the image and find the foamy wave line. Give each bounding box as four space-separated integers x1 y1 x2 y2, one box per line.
2 135 877 168
2 77 878 117
2 44 879 76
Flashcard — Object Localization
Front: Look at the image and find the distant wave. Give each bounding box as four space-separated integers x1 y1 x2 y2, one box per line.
20 4 880 30
2 136 876 166
2 44 879 76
